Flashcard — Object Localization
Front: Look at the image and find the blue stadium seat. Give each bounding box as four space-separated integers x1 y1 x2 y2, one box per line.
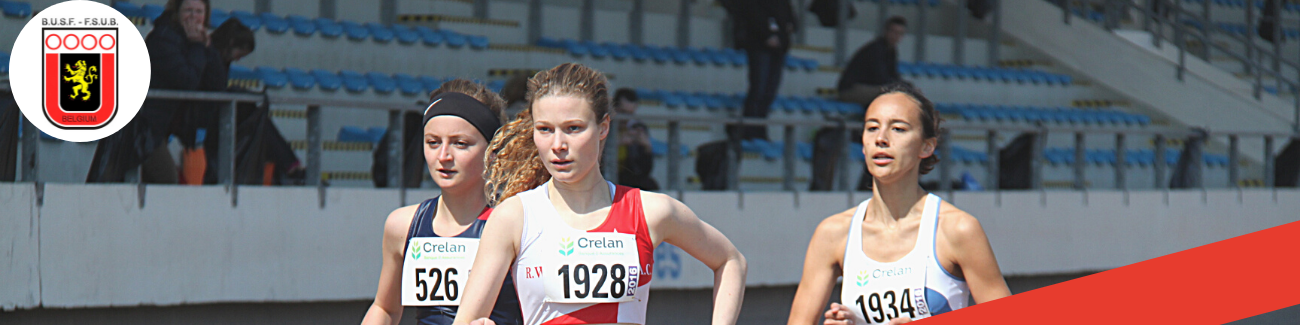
141 4 164 21
683 93 706 109
340 20 370 41
760 141 783 160
4 1 33 18
442 30 468 48
415 26 444 46
703 94 725 110
392 25 419 44
626 44 650 61
727 48 747 66
284 68 315 90
113 2 142 18
468 35 489 49
315 18 343 38
726 94 745 111
1 51 9 74
366 72 396 94
229 65 258 81
561 39 588 57
230 10 262 31
311 69 342 91
670 47 692 64
687 47 711 65
785 55 801 70
260 12 289 34
650 46 673 63
535 37 563 48
586 41 610 59
850 143 866 161
418 76 443 92
339 70 369 92
255 66 288 89
209 10 230 28
393 74 423 95
740 139 768 155
662 92 686 108
337 126 372 143
288 15 317 36
606 42 630 60
797 142 814 160
366 23 394 43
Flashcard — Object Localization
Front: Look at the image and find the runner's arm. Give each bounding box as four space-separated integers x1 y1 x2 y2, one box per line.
649 193 748 325
361 205 418 325
451 197 524 325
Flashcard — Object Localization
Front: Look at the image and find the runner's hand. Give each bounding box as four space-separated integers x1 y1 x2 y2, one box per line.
823 302 854 325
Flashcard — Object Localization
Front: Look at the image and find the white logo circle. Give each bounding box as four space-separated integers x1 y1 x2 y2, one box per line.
9 0 150 142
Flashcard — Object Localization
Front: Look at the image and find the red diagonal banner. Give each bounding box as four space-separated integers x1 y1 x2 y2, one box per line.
927 220 1300 324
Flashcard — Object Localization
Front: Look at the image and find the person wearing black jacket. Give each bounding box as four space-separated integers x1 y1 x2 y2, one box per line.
613 88 658 191
726 0 796 141
837 16 907 105
810 16 908 191
87 0 224 183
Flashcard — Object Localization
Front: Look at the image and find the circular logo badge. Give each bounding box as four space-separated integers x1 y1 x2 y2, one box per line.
9 0 150 142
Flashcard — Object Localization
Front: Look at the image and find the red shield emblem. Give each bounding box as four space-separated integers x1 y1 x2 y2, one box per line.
43 28 117 129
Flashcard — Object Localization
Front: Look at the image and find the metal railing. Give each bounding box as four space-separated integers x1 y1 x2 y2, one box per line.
6 88 1297 207
1061 0 1300 133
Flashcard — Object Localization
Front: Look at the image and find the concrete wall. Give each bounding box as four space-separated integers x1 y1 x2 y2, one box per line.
2 183 1298 310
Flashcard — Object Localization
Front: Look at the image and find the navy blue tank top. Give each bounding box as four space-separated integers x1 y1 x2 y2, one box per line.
403 197 524 325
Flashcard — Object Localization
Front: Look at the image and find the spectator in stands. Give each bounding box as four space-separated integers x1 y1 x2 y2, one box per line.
837 16 907 106
726 0 796 141
613 88 658 190
87 0 222 183
201 20 305 185
500 74 530 120
809 15 908 191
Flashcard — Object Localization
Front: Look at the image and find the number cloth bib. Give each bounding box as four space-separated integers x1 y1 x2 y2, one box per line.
840 194 969 324
514 182 655 325
401 197 523 325
403 237 478 306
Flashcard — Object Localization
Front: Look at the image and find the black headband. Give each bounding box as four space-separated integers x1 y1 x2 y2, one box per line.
422 92 502 142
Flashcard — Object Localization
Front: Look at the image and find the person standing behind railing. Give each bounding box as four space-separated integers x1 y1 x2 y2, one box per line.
613 88 658 191
87 0 223 183
810 16 908 191
724 0 796 142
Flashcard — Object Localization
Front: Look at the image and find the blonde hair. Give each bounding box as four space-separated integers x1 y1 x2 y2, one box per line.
484 63 611 206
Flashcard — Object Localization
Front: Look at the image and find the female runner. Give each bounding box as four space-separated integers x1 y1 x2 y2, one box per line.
451 63 748 325
362 80 524 325
788 83 1011 325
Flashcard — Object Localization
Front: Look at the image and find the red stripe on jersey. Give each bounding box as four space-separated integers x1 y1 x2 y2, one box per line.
539 303 619 325
587 185 654 287
477 206 493 221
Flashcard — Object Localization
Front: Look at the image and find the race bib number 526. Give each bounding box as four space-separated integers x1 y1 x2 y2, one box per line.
402 237 479 306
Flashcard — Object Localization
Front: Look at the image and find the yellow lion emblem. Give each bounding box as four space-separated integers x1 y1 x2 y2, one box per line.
63 60 98 101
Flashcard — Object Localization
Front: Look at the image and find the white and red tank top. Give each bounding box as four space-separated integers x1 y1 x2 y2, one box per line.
512 182 655 325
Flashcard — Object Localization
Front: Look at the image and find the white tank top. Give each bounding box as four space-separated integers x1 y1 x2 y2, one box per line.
840 193 969 324
512 182 654 325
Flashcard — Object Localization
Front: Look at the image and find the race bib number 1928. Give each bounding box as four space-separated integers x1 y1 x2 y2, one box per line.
402 237 479 306
544 233 640 304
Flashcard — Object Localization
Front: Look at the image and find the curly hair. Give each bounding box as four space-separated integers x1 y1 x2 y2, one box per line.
429 79 508 123
484 63 611 205
875 82 942 175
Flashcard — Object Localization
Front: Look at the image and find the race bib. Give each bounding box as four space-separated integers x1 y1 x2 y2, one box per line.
402 237 478 306
543 232 641 303
843 266 931 324
852 287 930 324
